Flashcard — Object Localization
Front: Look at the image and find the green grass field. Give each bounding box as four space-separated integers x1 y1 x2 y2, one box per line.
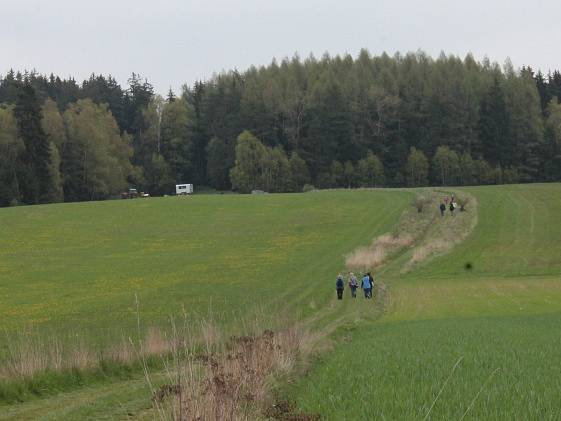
0 191 409 337
0 189 411 417
2 184 561 420
292 184 561 420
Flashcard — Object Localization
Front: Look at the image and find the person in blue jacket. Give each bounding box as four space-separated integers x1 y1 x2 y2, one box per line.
361 273 372 299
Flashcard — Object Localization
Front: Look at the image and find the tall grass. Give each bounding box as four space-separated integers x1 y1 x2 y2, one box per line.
0 325 173 404
151 326 315 420
141 312 324 420
0 304 324 421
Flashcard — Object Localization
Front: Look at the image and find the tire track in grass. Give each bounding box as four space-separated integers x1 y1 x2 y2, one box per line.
0 373 161 420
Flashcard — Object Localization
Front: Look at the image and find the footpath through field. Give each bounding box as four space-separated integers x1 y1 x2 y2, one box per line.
292 184 561 420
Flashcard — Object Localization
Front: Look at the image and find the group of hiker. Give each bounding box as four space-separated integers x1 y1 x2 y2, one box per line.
336 272 375 300
439 195 457 216
335 195 459 300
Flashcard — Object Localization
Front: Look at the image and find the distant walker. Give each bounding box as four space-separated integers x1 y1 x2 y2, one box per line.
176 184 194 196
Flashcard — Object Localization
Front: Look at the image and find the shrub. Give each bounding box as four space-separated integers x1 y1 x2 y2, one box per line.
412 195 431 213
456 197 470 211
302 184 316 193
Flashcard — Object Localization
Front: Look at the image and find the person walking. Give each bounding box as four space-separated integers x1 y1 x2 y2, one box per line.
368 272 375 299
361 273 372 299
336 274 344 300
439 202 446 216
348 272 358 298
449 201 455 215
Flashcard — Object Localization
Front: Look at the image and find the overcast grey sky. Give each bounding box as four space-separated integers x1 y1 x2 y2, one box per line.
2 0 561 94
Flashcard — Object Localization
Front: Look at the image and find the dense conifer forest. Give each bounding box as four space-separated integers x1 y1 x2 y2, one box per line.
1 50 561 206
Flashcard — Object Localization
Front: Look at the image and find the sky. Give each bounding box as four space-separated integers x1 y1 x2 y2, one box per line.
2 0 561 95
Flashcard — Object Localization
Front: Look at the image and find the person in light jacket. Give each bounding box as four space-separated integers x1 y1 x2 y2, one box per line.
348 272 358 298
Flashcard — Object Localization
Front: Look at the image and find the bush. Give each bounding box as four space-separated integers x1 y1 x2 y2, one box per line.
456 197 470 212
412 195 431 213
302 184 316 193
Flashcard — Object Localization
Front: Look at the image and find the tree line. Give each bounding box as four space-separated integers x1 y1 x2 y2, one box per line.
1 50 561 206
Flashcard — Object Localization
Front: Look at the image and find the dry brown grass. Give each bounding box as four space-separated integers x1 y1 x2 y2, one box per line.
0 306 322 419
345 232 415 271
1 330 96 379
0 325 175 380
375 234 415 249
345 245 387 269
149 322 321 421
410 239 449 265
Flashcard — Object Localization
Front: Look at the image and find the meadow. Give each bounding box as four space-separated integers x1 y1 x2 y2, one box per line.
0 189 411 417
0 191 411 335
2 184 561 420
293 184 561 420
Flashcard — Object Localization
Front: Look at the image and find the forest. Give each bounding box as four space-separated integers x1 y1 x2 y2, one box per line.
1 50 561 206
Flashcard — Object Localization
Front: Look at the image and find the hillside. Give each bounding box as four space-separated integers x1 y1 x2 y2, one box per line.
293 183 561 419
0 190 411 417
2 184 561 419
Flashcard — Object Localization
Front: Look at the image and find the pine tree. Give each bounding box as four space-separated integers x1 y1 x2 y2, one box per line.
534 70 550 115
167 88 176 102
478 77 510 166
0 106 24 206
13 81 52 204
206 137 231 190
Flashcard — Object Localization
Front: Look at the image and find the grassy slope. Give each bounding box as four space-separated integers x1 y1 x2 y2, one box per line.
0 190 411 418
293 184 561 420
0 191 409 340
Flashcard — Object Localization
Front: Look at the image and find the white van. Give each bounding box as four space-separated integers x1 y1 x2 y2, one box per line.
175 184 193 195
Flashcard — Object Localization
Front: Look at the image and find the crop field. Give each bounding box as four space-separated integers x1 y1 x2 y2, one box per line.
292 184 561 419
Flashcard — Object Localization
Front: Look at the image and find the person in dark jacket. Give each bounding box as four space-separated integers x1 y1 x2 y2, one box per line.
336 274 344 300
367 272 375 299
449 201 455 215
440 202 446 216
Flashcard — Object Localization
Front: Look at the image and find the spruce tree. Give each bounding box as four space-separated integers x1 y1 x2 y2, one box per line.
478 77 510 166
167 88 176 102
13 81 52 204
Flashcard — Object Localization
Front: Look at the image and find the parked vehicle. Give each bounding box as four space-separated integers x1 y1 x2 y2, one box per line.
176 184 193 195
120 188 150 199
